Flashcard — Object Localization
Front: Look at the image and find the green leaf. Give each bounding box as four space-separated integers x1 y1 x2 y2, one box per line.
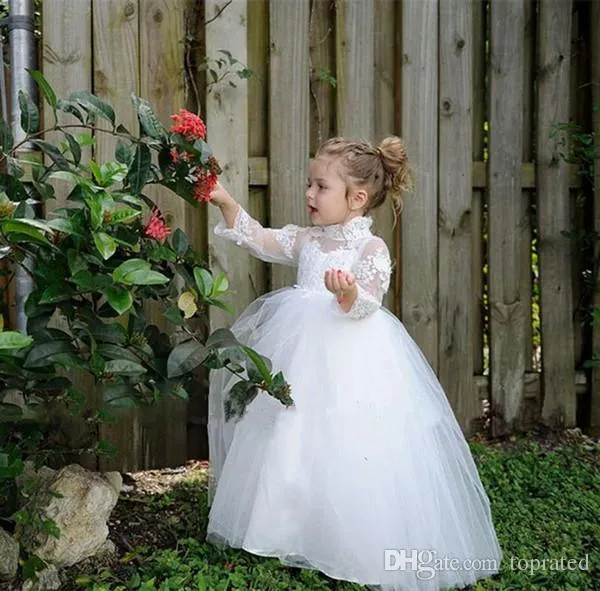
84 194 103 230
26 69 58 109
164 305 184 325
112 258 150 282
172 228 189 256
103 383 138 407
39 283 74 304
21 554 46 581
125 142 151 195
132 94 166 139
111 208 141 224
0 118 13 153
104 359 147 376
192 139 213 165
46 218 83 236
103 286 133 315
63 132 81 165
115 140 133 165
167 339 208 378
207 298 236 316
24 341 76 368
0 331 33 349
97 344 141 364
242 346 273 384
194 267 213 298
124 269 170 285
30 139 71 170
211 273 229 297
205 328 241 349
1 220 52 245
93 232 117 260
69 90 116 127
18 89 40 133
56 99 85 124
67 249 88 275
4 217 53 233
71 270 112 291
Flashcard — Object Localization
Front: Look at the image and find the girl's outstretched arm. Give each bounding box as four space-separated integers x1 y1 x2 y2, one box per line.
324 237 392 320
210 182 305 266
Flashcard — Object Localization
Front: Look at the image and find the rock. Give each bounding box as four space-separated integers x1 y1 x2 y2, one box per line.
19 464 120 568
0 527 19 580
103 471 122 496
16 461 57 492
21 565 61 591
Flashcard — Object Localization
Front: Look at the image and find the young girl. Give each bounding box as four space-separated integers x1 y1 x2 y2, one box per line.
206 137 503 590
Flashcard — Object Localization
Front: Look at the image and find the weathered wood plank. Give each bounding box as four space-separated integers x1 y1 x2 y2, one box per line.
269 0 310 290
247 0 269 299
439 0 476 433
522 0 535 373
488 0 526 435
335 0 374 138
206 0 251 321
373 0 396 313
249 157 582 190
42 0 96 471
536 0 575 428
309 0 335 153
475 371 587 402
139 0 188 468
93 0 141 472
400 0 438 368
592 0 600 430
472 0 485 378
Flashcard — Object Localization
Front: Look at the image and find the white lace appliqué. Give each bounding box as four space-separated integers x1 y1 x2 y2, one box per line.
346 242 392 320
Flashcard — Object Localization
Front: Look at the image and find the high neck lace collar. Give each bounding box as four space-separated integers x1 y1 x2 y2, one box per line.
312 216 373 241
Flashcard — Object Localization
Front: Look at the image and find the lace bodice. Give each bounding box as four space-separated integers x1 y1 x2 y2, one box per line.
214 204 392 319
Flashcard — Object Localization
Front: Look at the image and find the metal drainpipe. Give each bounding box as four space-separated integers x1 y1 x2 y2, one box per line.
8 0 36 333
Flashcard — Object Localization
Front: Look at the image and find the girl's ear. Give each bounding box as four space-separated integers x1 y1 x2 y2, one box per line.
350 188 369 211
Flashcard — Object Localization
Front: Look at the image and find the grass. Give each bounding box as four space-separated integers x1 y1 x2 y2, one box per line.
58 434 600 591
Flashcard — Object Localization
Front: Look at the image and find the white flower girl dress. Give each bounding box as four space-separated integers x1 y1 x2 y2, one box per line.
206 205 502 590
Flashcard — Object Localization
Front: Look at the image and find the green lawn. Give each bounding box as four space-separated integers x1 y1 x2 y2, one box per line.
62 434 600 591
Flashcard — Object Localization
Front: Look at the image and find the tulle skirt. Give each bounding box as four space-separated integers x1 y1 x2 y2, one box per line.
206 286 503 590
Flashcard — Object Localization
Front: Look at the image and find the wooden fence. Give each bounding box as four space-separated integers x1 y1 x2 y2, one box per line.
35 0 600 470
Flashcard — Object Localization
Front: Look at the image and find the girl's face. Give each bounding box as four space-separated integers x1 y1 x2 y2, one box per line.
305 157 366 226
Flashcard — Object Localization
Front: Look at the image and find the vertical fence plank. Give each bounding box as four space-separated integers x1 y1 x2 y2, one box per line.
488 0 526 435
336 0 374 139
400 0 438 367
592 0 600 431
438 0 475 433
269 0 310 290
309 0 335 153
374 0 396 313
247 0 269 300
523 0 535 377
139 0 188 468
472 0 485 379
536 0 575 428
42 0 96 470
207 0 250 323
93 0 141 471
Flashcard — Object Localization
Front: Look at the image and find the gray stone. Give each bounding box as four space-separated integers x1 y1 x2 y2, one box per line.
19 464 119 568
21 565 61 591
0 527 19 580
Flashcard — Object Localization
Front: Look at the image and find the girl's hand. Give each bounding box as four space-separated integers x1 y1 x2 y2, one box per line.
210 181 234 207
324 268 356 303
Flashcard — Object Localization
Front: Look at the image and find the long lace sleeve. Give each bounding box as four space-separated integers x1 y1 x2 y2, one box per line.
214 204 305 266
346 237 392 319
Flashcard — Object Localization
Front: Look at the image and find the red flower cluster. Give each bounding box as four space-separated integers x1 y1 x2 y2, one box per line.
192 170 218 203
170 109 207 142
144 208 171 243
